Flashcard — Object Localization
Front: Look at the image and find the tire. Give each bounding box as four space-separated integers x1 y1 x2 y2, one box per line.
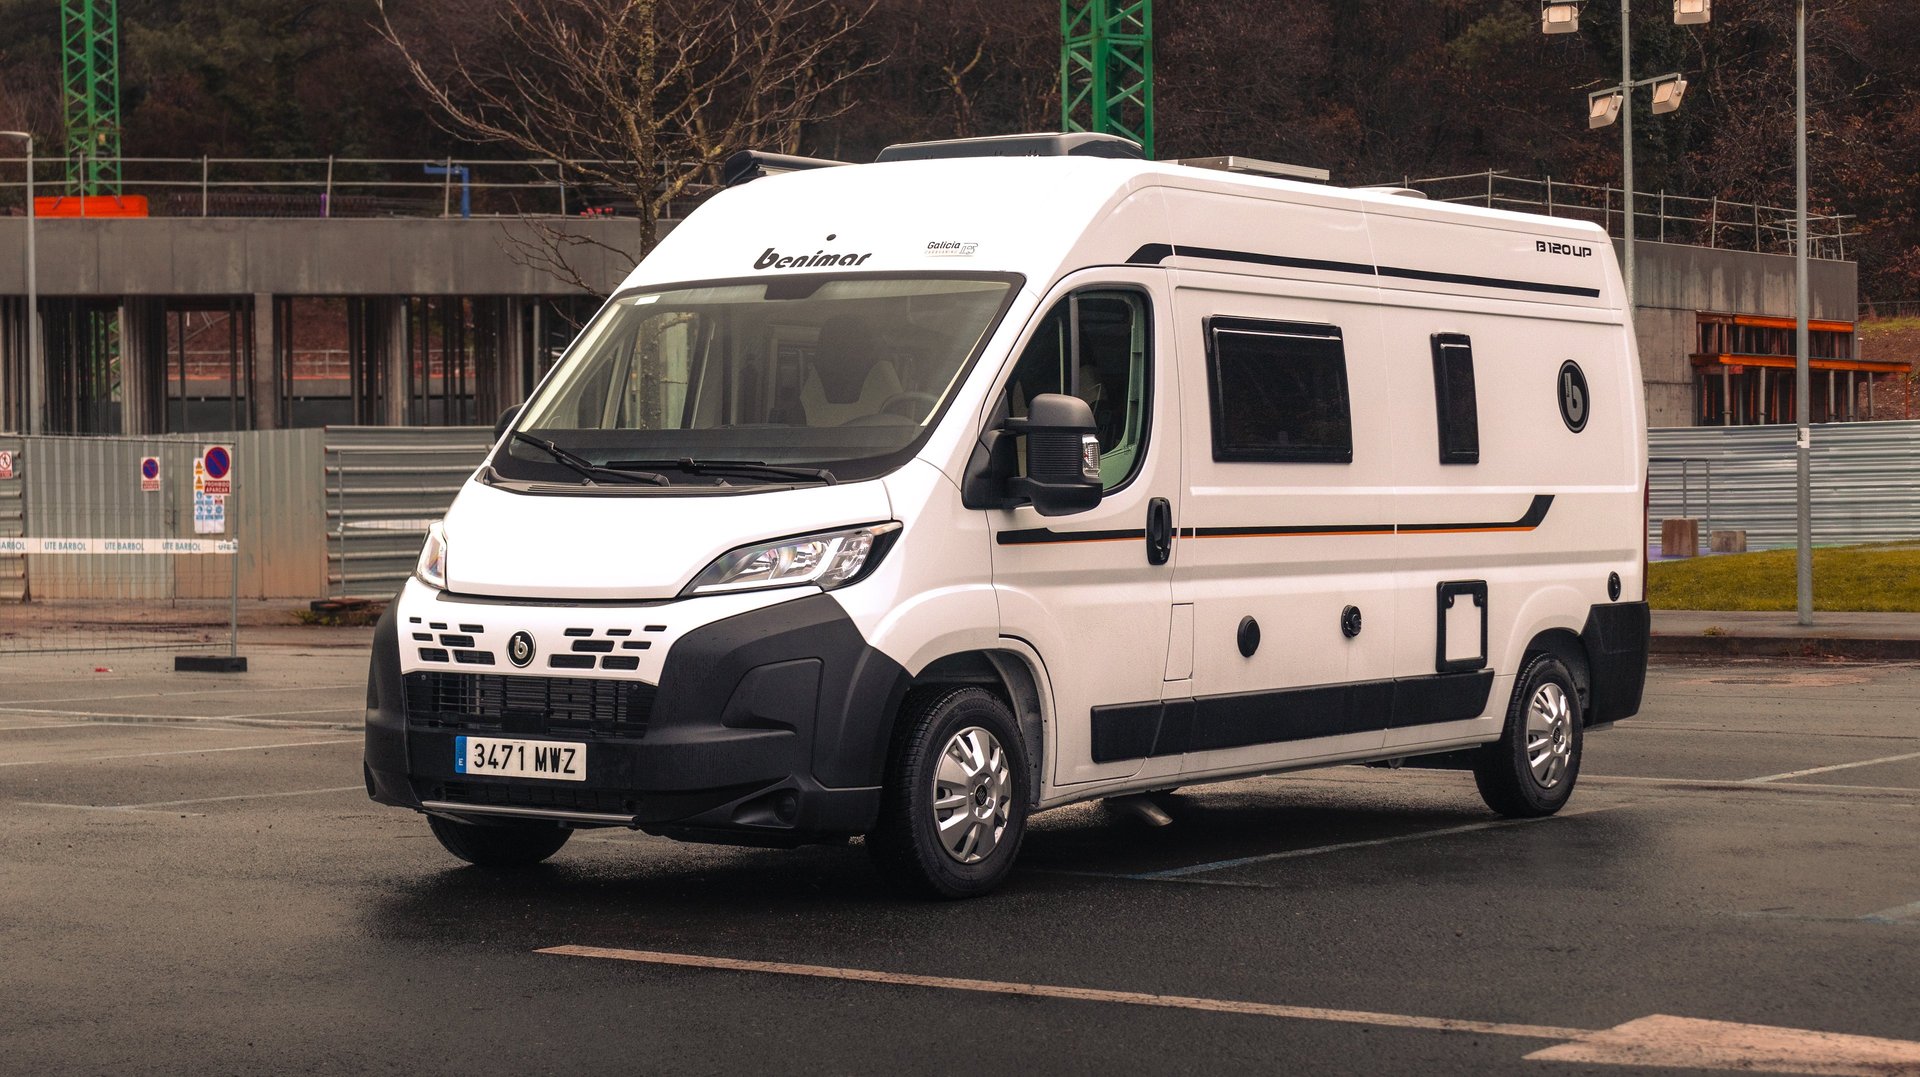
427 813 573 867
867 686 1030 899
1473 654 1584 818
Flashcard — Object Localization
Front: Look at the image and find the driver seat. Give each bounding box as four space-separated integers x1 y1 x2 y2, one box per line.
801 315 903 426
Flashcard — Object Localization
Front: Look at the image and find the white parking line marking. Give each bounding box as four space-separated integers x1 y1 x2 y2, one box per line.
542 947 1920 1074
20 785 362 812
0 736 357 768
0 705 358 721
539 945 1588 1039
6 683 361 705
0 722 93 733
1863 900 1920 925
1122 803 1629 880
1743 750 1920 784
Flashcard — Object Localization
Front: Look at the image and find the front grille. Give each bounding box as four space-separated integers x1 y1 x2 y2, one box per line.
436 780 638 816
403 671 655 738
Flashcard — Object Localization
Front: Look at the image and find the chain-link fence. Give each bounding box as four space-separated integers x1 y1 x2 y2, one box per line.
0 434 241 655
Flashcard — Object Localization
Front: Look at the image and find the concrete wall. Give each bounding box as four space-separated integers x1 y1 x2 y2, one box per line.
0 217 648 296
1623 239 1858 427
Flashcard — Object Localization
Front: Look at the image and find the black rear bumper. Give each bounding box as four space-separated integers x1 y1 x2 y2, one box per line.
1581 600 1650 724
364 592 909 842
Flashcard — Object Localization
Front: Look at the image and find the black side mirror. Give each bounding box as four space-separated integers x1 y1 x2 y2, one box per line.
493 404 523 441
1009 393 1103 516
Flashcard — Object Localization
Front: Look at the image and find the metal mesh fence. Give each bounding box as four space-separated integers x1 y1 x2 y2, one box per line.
0 434 240 654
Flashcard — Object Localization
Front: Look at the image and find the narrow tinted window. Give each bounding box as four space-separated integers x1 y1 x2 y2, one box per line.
1204 317 1351 463
1430 333 1479 464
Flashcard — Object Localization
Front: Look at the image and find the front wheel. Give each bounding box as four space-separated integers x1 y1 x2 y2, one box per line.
1473 654 1583 818
867 686 1030 899
427 814 572 867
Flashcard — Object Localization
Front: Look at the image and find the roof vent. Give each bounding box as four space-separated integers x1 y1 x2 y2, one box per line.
1177 156 1331 183
1358 186 1430 200
876 132 1144 163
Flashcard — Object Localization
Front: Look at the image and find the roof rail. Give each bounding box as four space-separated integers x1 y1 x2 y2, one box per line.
1177 156 1330 183
722 150 849 188
875 132 1143 163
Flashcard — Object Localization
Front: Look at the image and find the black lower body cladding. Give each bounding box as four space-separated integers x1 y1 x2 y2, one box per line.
1581 600 1650 724
363 592 912 840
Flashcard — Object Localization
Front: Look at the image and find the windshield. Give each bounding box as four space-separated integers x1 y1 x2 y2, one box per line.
496 273 1021 487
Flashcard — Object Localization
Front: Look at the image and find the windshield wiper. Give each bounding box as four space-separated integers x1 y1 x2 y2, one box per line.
610 457 839 486
511 433 669 486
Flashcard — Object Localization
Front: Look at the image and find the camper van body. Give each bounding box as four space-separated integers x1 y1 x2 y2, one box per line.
364 152 1649 894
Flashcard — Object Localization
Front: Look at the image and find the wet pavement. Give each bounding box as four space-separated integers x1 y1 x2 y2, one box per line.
2 644 1917 1075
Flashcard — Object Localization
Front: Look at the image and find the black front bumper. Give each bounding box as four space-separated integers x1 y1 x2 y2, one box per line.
364 592 910 842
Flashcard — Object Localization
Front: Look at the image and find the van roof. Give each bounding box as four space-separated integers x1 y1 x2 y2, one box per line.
626 156 1620 311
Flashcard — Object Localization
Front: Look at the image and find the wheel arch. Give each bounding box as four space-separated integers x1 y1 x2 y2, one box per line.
1521 628 1594 722
910 649 1049 807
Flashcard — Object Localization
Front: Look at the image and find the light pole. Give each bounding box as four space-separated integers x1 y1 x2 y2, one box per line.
0 132 37 436
1793 0 1811 625
1544 2 1696 308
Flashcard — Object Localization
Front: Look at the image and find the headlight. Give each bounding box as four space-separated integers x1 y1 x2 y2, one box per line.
416 521 448 590
686 522 901 596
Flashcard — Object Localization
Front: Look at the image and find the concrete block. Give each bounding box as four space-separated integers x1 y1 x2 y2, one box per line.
1662 517 1700 558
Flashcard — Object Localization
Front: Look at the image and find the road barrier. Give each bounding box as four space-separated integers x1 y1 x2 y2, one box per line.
0 434 245 654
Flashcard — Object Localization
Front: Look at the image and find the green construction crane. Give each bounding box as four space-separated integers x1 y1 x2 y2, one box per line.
61 0 121 194
1061 0 1153 159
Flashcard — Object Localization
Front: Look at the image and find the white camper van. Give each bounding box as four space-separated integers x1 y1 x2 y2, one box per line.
363 133 1650 898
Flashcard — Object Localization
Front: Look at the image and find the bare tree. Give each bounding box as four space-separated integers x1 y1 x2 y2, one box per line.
379 0 875 288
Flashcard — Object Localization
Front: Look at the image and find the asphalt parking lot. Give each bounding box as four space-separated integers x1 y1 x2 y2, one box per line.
2 639 1917 1075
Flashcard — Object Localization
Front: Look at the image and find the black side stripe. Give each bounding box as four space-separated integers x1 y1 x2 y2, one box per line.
1001 495 1553 546
1125 243 1601 299
996 527 1146 546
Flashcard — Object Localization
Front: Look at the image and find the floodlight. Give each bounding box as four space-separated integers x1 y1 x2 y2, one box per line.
1674 0 1711 25
1588 89 1624 129
1541 2 1582 34
1650 74 1689 114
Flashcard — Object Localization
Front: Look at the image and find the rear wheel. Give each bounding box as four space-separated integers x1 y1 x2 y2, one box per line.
427 814 572 867
867 686 1030 899
1473 654 1583 818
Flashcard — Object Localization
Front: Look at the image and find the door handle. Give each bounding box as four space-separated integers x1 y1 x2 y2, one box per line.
1146 497 1173 566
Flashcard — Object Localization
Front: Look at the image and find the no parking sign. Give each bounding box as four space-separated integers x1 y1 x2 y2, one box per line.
201 445 232 495
140 456 161 492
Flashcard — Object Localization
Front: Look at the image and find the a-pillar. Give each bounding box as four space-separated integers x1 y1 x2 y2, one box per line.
251 293 279 429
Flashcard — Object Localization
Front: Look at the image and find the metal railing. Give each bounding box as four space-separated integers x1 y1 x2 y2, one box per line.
0 155 715 220
1397 171 1855 261
326 426 494 599
1647 420 1920 552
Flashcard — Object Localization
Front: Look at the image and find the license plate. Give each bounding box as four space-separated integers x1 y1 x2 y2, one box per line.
454 736 587 782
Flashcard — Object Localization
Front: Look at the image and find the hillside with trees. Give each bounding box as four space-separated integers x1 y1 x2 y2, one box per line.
0 0 1915 298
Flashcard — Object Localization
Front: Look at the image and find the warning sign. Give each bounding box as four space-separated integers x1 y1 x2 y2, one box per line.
193 456 227 534
0 450 14 480
201 444 232 495
140 456 161 492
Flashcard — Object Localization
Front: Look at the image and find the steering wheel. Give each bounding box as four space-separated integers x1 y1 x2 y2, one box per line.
880 391 939 421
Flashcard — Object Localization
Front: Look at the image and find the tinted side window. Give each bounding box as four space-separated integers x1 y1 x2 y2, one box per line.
1204 318 1352 463
1430 333 1479 465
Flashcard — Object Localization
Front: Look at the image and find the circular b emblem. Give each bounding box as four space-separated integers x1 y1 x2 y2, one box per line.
1557 360 1590 433
507 631 536 668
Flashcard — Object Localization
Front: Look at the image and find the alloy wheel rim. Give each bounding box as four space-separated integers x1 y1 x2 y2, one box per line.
1525 682 1574 790
932 725 1012 864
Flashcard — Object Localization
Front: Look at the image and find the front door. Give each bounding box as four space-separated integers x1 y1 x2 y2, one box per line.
985 271 1182 787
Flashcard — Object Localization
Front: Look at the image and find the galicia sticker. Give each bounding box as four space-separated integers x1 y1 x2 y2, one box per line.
925 240 979 257
1558 360 1590 433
